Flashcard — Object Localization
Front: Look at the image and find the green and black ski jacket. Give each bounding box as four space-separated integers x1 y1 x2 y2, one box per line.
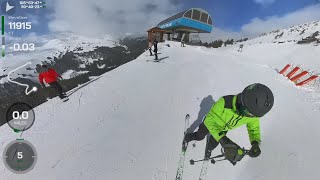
204 95 261 143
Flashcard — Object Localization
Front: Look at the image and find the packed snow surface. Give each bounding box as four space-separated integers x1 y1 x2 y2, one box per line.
0 39 319 180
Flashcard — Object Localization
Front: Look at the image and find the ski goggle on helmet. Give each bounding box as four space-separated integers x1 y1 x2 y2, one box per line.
237 83 274 117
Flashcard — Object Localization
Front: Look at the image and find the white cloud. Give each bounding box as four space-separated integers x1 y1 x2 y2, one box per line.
253 0 276 5
205 4 320 41
241 4 320 36
48 20 71 32
26 14 40 26
48 0 181 37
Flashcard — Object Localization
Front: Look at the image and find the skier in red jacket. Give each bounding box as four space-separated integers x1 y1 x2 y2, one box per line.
39 65 67 99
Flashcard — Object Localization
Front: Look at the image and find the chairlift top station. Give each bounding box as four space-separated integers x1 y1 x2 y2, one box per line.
147 8 213 42
158 8 213 33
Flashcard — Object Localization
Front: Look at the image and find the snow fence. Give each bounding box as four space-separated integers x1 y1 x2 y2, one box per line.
279 64 320 87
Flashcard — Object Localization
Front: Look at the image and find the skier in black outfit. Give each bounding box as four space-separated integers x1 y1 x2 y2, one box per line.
148 40 153 56
153 39 158 60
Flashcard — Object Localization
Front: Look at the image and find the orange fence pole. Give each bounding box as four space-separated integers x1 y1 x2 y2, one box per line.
290 71 308 82
296 75 319 86
286 66 300 79
279 64 291 75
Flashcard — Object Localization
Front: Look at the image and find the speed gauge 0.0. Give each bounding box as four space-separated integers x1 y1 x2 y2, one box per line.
6 102 35 132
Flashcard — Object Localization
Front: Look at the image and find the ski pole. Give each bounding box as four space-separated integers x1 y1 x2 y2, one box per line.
190 148 250 165
190 147 227 165
189 154 225 165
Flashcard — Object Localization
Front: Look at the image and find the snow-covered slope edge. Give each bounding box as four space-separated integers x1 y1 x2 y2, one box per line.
243 20 320 44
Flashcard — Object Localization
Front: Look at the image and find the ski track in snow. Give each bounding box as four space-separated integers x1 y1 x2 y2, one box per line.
0 37 320 179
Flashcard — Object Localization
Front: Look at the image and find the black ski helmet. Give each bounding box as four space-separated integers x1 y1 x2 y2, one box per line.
238 83 274 117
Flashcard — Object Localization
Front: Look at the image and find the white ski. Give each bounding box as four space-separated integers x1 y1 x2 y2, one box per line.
175 114 190 180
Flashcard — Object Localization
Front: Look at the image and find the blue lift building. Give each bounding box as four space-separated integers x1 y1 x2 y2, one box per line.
148 8 213 42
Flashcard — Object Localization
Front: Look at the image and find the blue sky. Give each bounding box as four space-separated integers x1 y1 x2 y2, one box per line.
4 0 320 40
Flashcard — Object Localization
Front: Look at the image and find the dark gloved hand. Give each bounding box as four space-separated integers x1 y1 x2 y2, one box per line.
248 141 261 158
219 136 240 149
219 136 243 164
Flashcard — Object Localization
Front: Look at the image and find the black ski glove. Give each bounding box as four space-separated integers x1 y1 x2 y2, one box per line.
248 141 261 158
219 136 243 164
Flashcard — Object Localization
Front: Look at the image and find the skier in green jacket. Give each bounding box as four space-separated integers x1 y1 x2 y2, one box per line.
184 83 274 164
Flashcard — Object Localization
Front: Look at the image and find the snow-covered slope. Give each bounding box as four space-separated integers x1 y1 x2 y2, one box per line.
0 39 319 179
243 20 320 44
232 20 320 83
